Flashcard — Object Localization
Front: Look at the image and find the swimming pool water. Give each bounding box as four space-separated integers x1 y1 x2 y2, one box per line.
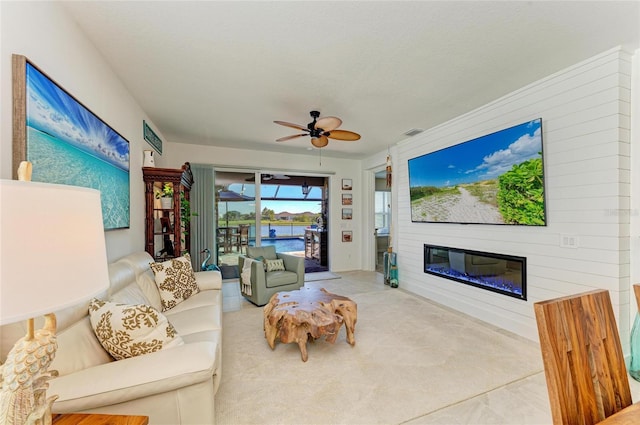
251 238 304 252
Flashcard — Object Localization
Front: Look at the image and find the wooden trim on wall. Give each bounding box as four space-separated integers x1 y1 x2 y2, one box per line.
12 54 27 180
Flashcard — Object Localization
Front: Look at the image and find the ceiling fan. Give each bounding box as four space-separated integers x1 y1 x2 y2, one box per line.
274 110 361 148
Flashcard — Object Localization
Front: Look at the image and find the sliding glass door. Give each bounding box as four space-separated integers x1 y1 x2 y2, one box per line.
213 171 328 274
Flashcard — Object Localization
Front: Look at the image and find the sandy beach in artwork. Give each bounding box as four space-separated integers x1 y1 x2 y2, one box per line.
411 187 504 224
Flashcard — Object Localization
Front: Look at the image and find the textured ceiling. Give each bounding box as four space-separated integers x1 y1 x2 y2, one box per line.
61 1 639 159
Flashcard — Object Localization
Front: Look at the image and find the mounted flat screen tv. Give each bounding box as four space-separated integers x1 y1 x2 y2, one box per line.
408 118 546 225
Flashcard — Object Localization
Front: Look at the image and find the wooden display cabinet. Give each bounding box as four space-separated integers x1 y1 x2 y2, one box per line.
143 162 193 261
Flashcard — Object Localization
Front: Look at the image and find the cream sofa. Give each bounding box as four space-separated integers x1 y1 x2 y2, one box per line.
0 251 223 424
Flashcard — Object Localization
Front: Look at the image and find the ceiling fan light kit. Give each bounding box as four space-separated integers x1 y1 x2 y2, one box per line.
275 110 360 148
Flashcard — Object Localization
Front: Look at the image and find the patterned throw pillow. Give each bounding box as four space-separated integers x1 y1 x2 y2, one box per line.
265 258 285 272
149 253 200 311
88 299 183 360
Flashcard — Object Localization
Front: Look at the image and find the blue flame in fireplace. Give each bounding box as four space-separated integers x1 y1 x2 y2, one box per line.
424 244 526 300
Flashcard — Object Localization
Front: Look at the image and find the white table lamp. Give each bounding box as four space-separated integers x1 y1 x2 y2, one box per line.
0 178 110 425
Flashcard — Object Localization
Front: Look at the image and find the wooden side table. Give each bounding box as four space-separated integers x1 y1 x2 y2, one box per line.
52 413 149 425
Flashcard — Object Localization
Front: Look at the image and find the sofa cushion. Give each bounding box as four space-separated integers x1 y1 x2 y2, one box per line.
247 246 277 260
165 304 222 334
167 290 222 315
265 258 285 272
89 299 184 360
265 270 299 288
136 270 163 311
117 252 163 311
149 254 200 311
50 316 113 376
193 270 223 291
110 281 151 306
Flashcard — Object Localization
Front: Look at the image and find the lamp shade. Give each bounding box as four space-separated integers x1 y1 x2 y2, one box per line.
0 180 110 325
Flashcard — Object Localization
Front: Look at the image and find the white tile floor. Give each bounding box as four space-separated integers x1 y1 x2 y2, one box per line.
221 271 640 424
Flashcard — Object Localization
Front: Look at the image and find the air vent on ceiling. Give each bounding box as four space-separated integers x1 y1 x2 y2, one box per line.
404 128 425 137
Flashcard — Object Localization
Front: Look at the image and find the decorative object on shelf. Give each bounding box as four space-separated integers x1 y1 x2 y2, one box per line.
342 178 352 190
0 168 109 425
273 110 360 148
342 231 353 242
12 54 130 230
157 235 175 258
157 183 174 209
143 150 155 167
160 198 172 209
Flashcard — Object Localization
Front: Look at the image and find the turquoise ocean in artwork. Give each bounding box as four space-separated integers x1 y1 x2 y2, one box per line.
27 127 130 229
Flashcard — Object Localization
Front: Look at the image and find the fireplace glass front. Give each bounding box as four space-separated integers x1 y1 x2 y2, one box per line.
423 244 526 300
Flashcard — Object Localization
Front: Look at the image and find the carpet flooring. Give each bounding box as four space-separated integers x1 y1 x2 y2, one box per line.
216 271 554 424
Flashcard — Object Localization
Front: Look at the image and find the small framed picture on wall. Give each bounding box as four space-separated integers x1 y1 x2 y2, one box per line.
342 208 353 220
342 231 353 242
342 193 353 205
342 178 352 190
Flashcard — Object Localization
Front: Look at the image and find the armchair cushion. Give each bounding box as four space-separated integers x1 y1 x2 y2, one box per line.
265 270 299 288
246 246 277 260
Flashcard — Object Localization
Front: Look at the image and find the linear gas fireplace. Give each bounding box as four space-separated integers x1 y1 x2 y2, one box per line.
424 244 526 300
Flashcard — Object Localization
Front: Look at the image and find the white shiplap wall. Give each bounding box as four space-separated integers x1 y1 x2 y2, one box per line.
395 47 633 345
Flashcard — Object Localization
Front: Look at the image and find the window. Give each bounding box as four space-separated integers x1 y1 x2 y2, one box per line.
375 191 390 232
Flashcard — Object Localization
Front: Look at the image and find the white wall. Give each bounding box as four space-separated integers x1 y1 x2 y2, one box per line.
394 47 635 347
0 1 166 261
164 143 364 272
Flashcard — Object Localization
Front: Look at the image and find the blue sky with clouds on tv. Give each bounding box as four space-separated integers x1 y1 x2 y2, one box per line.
408 119 543 188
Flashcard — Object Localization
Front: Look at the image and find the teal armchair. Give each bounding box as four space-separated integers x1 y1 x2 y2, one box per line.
238 245 305 306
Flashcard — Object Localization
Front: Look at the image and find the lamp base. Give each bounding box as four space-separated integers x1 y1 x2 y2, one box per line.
0 314 58 425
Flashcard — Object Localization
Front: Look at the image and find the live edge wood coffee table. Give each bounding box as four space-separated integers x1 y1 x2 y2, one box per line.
263 287 357 362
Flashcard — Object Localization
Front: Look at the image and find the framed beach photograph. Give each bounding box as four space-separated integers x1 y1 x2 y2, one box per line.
342 178 352 190
12 55 130 230
342 193 353 205
342 208 353 220
342 231 353 242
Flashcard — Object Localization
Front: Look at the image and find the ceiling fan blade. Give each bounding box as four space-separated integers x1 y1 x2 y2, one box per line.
315 116 342 132
326 130 361 141
276 134 307 142
274 121 308 131
311 135 329 148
